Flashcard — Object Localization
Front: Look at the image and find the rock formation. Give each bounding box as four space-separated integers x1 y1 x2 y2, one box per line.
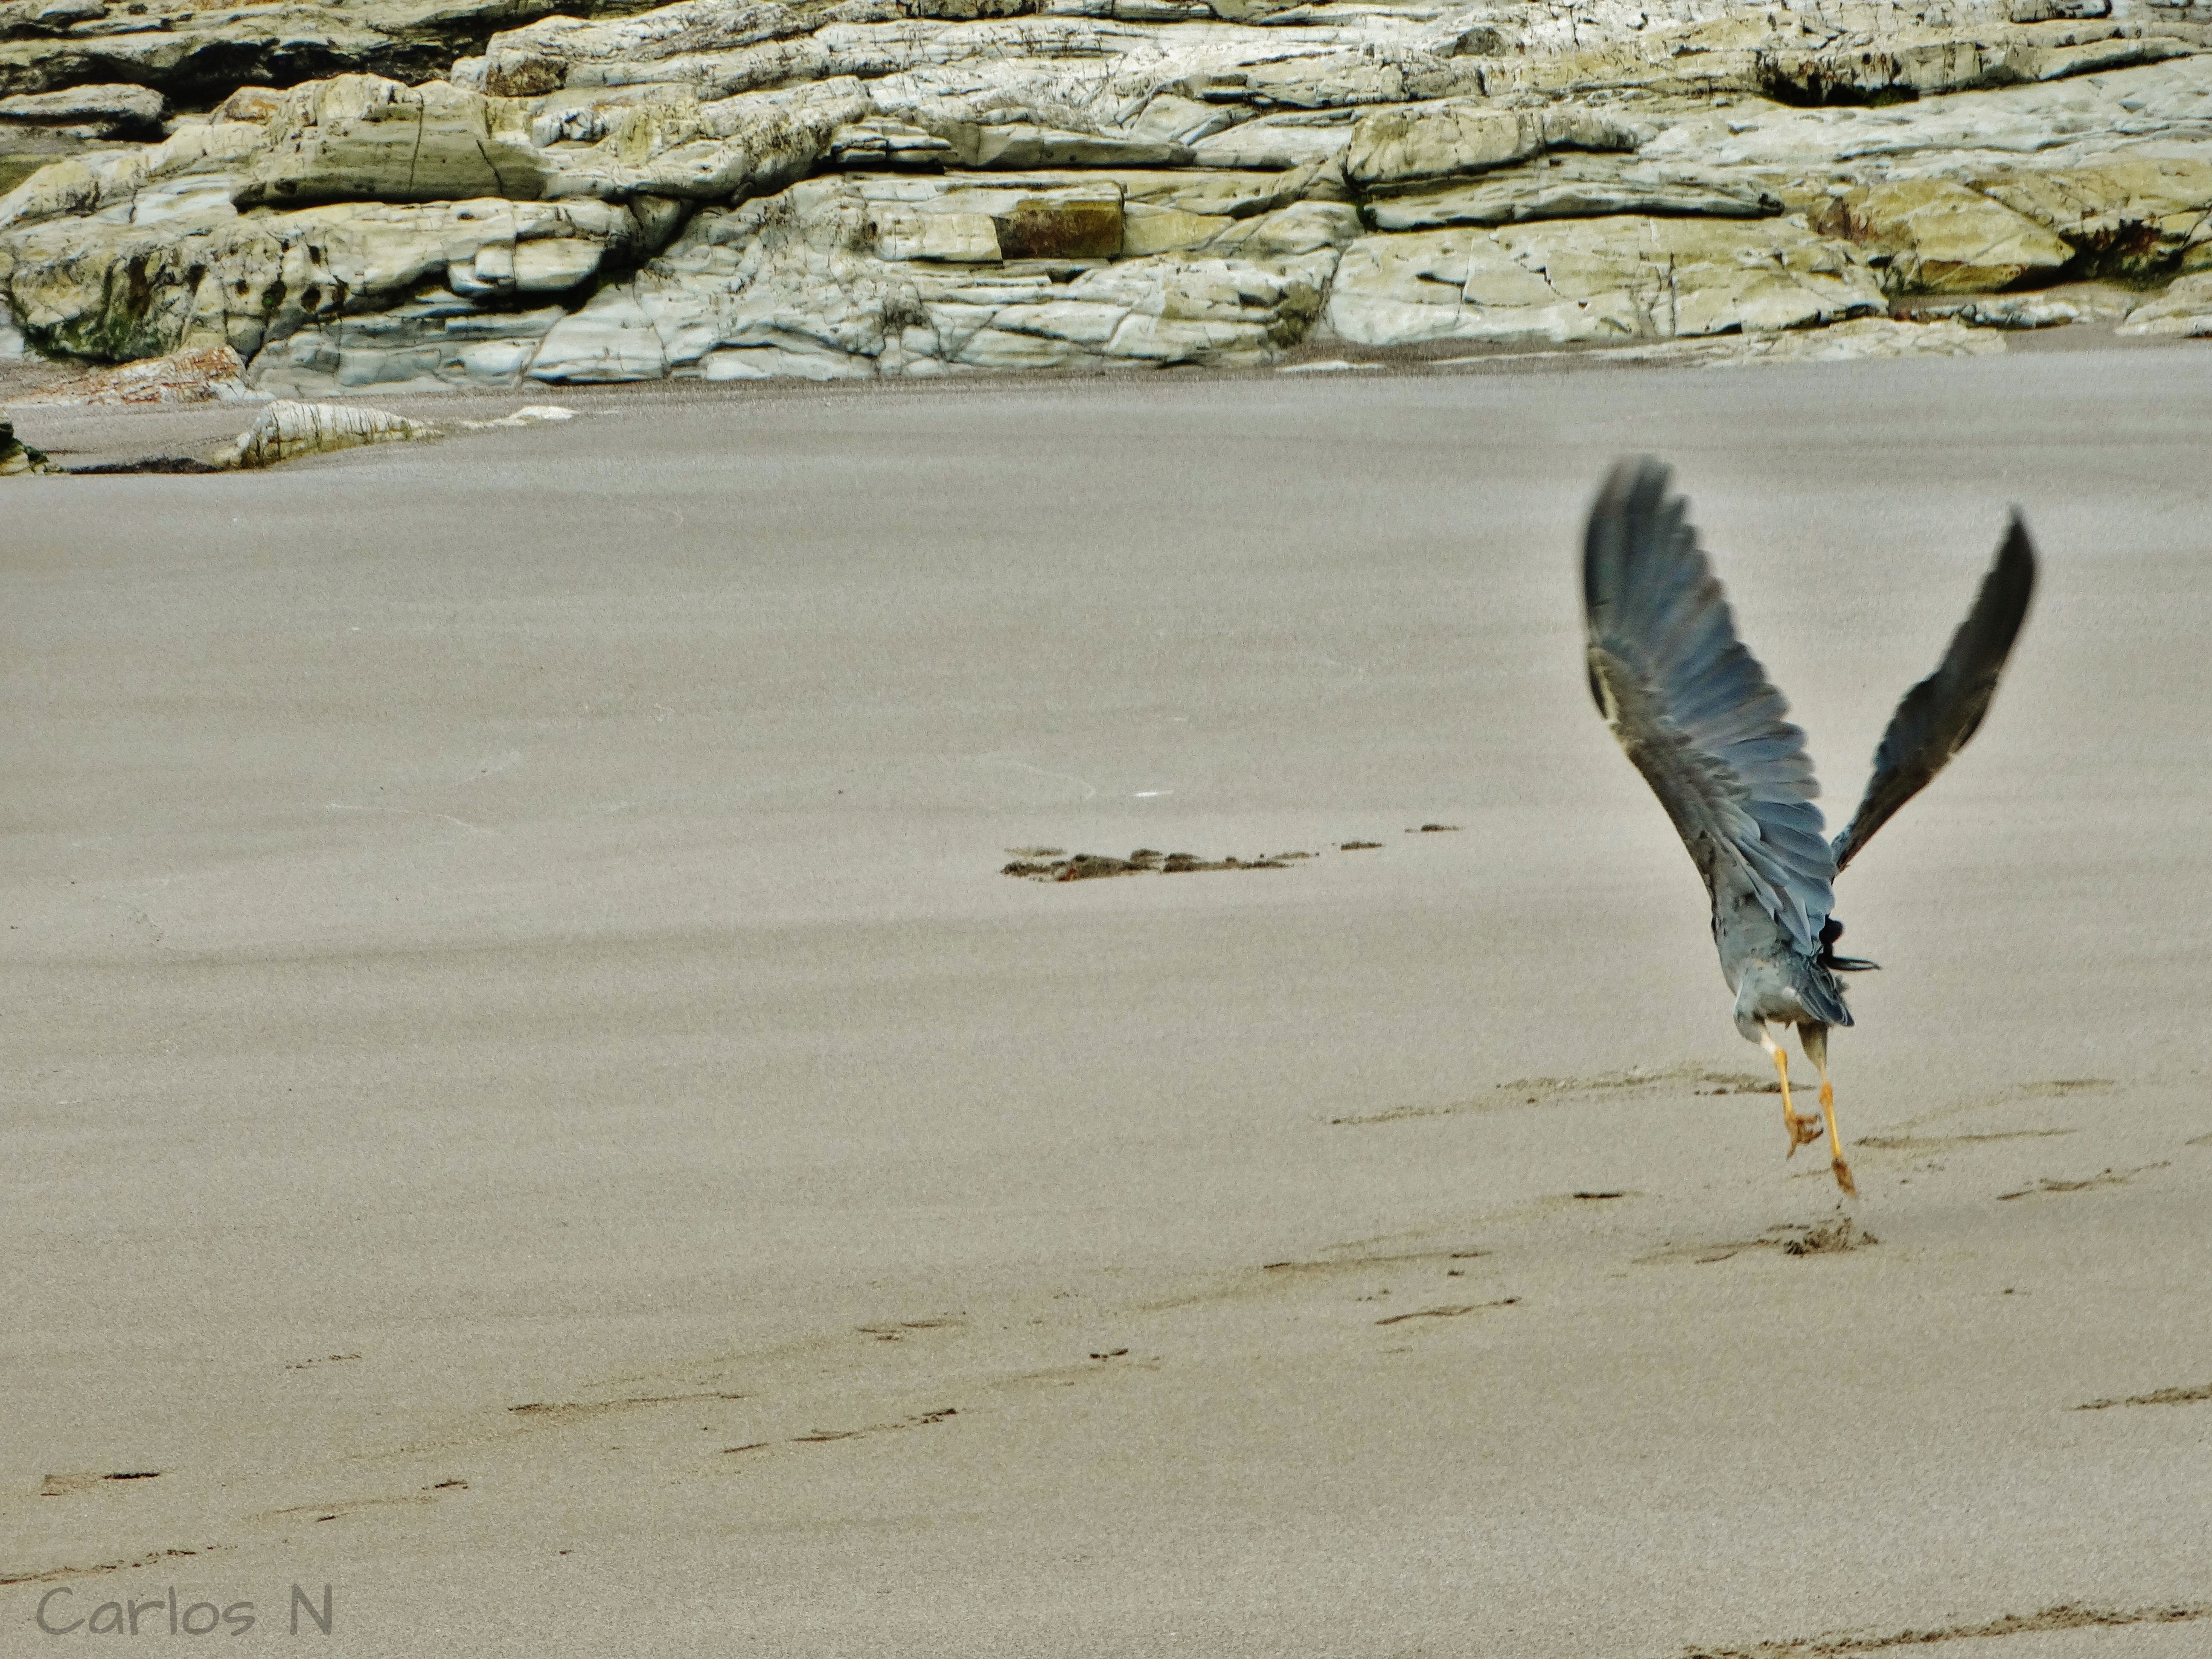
0 410 55 469
8 338 250 401
2119 266 2212 330
215 396 434 466
0 0 665 105
1 0 2208 391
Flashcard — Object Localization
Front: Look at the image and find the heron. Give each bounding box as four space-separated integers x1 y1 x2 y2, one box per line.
1582 459 2036 1197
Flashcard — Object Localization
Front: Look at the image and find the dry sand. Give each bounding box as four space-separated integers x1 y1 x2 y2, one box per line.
4 348 2211 1658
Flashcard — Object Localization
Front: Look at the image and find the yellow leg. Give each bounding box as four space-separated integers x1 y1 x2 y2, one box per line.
1760 1027 1825 1157
1810 1053 1857 1199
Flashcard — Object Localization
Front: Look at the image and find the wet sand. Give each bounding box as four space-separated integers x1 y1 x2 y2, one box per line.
5 348 2211 1656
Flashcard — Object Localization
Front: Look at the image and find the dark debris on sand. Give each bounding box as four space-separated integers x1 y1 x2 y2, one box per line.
1013 823 1477 885
69 456 224 474
1002 824 1467 882
1782 1218 1878 1255
1003 848 1307 882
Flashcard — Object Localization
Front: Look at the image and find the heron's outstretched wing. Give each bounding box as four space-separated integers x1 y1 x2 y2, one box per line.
1830 515 2036 874
1583 459 1834 955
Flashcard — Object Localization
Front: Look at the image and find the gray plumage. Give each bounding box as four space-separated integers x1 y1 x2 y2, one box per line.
1831 515 2037 875
1582 458 2035 1056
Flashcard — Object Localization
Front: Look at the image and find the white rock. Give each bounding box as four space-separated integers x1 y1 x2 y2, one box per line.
1 121 266 232
1122 200 1235 254
0 0 680 108
1203 198 1360 258
1326 215 1883 347
216 399 436 468
1343 101 1635 193
1583 316 2008 365
1636 56 2212 179
512 236 610 290
962 125 1195 169
527 282 675 380
520 171 1340 381
4 195 650 364
233 76 547 209
542 78 870 201
1190 112 1355 170
250 299 568 396
2116 271 2212 335
1366 158 1782 231
457 402 578 426
870 207 1004 261
474 0 817 97
830 117 958 168
703 341 878 377
0 85 164 138
13 0 2212 396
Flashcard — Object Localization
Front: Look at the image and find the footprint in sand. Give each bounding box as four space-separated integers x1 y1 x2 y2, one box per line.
1678 1600 2212 1657
37 1472 162 1496
2073 1383 2212 1411
1996 1162 2169 1202
1637 1217 1877 1266
1331 1065 1774 1126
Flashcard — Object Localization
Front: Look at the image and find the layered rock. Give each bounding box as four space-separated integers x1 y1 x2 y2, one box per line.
0 0 667 105
2117 267 2212 330
1365 157 1783 230
234 75 550 207
1326 215 1886 346
1343 101 1637 194
3 188 670 362
0 83 162 139
1811 177 2074 291
526 180 1353 381
1569 314 2007 365
218 396 433 466
1976 153 2212 272
0 81 162 198
8 337 250 400
1 0 2209 393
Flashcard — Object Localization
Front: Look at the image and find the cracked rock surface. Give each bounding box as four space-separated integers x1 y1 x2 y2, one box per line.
0 0 669 105
2 0 2209 392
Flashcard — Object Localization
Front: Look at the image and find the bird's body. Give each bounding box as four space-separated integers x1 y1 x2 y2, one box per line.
1719 887 1848 1042
1582 460 2036 1196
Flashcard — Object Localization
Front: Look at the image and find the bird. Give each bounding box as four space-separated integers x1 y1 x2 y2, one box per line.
1581 459 2037 1197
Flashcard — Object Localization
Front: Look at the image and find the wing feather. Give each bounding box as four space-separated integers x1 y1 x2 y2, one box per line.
1583 459 1835 955
1830 515 2037 873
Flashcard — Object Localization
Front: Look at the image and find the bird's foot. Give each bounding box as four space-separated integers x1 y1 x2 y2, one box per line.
1818 1079 1856 1195
1784 1111 1826 1156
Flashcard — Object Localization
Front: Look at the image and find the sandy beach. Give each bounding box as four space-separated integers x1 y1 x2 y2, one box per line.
5 347 2211 1656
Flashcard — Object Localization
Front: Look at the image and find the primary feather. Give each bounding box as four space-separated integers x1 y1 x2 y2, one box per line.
1582 460 1836 956
1831 517 2037 873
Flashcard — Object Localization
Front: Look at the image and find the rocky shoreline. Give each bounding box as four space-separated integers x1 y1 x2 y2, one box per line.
3 0 2209 402
0 0 668 106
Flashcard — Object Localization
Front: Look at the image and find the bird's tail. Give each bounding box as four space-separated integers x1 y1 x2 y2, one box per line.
1816 917 1878 974
1792 923 1864 1028
1798 960 1856 1027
